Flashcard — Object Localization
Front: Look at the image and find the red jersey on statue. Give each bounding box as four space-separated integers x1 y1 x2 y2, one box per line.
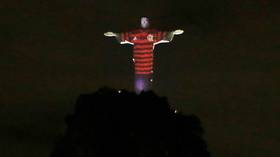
104 17 184 94
119 29 167 76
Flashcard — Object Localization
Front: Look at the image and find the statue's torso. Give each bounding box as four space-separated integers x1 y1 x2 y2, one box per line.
129 29 161 45
130 29 160 75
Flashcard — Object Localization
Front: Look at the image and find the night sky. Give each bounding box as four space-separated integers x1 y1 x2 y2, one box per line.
0 0 279 157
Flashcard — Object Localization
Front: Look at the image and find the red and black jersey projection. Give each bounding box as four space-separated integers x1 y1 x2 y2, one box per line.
104 17 183 94
118 30 169 76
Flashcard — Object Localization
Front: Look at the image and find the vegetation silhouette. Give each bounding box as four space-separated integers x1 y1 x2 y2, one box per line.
51 87 211 157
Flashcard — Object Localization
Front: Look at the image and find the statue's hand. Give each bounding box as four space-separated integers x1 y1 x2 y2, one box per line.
173 29 184 35
104 32 117 37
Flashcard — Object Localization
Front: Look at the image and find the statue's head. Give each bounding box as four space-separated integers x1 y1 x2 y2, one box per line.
141 17 150 29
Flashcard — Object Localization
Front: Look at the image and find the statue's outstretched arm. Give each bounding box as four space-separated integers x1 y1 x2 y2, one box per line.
163 29 184 42
154 29 184 45
173 29 184 35
104 31 133 45
104 32 117 37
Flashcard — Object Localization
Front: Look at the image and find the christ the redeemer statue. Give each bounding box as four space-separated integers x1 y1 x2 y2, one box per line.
104 17 183 94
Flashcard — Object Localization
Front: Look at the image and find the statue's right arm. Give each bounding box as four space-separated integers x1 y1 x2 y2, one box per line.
104 32 117 37
104 31 122 43
104 31 133 45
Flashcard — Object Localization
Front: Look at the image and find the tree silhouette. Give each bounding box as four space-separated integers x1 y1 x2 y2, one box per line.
51 87 211 157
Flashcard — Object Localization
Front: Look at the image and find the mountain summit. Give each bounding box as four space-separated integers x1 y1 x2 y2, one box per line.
51 87 211 157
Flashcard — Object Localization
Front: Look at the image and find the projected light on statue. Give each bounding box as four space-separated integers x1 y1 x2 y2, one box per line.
104 17 183 94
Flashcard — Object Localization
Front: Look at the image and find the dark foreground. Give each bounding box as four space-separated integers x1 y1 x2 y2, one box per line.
51 87 210 157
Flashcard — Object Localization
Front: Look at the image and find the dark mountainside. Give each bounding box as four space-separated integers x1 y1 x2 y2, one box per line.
51 87 211 157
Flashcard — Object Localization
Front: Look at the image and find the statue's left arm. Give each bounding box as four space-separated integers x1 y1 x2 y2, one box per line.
154 29 184 45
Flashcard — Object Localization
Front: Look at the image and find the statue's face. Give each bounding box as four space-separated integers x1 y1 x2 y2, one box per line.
141 17 149 29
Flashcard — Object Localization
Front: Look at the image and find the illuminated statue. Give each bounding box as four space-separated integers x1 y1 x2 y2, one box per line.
104 17 183 94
